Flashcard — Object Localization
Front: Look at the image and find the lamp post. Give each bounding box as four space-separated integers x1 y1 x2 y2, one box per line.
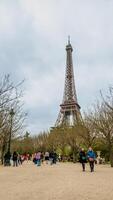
8 108 15 153
5 108 15 166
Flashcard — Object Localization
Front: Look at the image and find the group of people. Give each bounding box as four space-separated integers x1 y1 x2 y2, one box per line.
4 148 96 172
12 151 24 167
33 151 57 166
79 147 96 172
4 151 29 167
33 148 96 172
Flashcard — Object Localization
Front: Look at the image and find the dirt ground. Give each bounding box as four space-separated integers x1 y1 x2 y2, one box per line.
0 161 113 200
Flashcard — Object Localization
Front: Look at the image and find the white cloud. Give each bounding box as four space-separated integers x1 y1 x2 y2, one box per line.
21 63 64 108
0 3 15 35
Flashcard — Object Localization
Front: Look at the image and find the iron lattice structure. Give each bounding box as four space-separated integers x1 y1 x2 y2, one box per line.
55 38 81 127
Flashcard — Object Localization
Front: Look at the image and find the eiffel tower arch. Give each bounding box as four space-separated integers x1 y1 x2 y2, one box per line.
55 38 81 127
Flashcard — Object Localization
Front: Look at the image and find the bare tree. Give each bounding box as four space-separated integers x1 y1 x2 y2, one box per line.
0 75 26 164
77 114 97 148
89 98 113 167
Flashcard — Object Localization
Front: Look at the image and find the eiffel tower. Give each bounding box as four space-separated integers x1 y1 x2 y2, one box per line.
55 37 81 127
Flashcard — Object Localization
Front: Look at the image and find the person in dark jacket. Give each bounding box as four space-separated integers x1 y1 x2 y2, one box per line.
13 151 18 167
49 152 54 165
4 151 11 166
87 147 96 172
79 148 87 171
53 152 57 164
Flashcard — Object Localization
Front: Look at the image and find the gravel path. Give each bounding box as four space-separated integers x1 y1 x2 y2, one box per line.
0 161 113 200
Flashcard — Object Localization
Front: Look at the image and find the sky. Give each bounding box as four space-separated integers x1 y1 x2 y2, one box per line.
0 0 113 134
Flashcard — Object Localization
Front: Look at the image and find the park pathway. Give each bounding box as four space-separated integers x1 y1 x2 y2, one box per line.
0 161 113 200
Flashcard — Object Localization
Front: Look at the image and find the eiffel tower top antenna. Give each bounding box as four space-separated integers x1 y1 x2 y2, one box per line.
68 35 70 44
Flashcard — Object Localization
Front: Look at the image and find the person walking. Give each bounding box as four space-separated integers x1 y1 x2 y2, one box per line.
45 152 49 164
49 152 54 165
18 154 23 165
33 153 37 164
87 147 96 172
4 151 11 166
79 148 87 171
12 151 18 167
36 152 41 166
53 152 57 164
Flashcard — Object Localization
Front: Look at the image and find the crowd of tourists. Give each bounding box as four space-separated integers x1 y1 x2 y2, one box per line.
4 152 31 167
3 151 58 167
32 147 97 172
3 147 97 172
32 151 58 166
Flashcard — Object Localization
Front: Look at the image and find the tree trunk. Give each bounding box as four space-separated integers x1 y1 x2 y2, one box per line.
108 143 113 167
73 152 77 163
72 147 78 163
110 149 113 167
1 143 6 165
